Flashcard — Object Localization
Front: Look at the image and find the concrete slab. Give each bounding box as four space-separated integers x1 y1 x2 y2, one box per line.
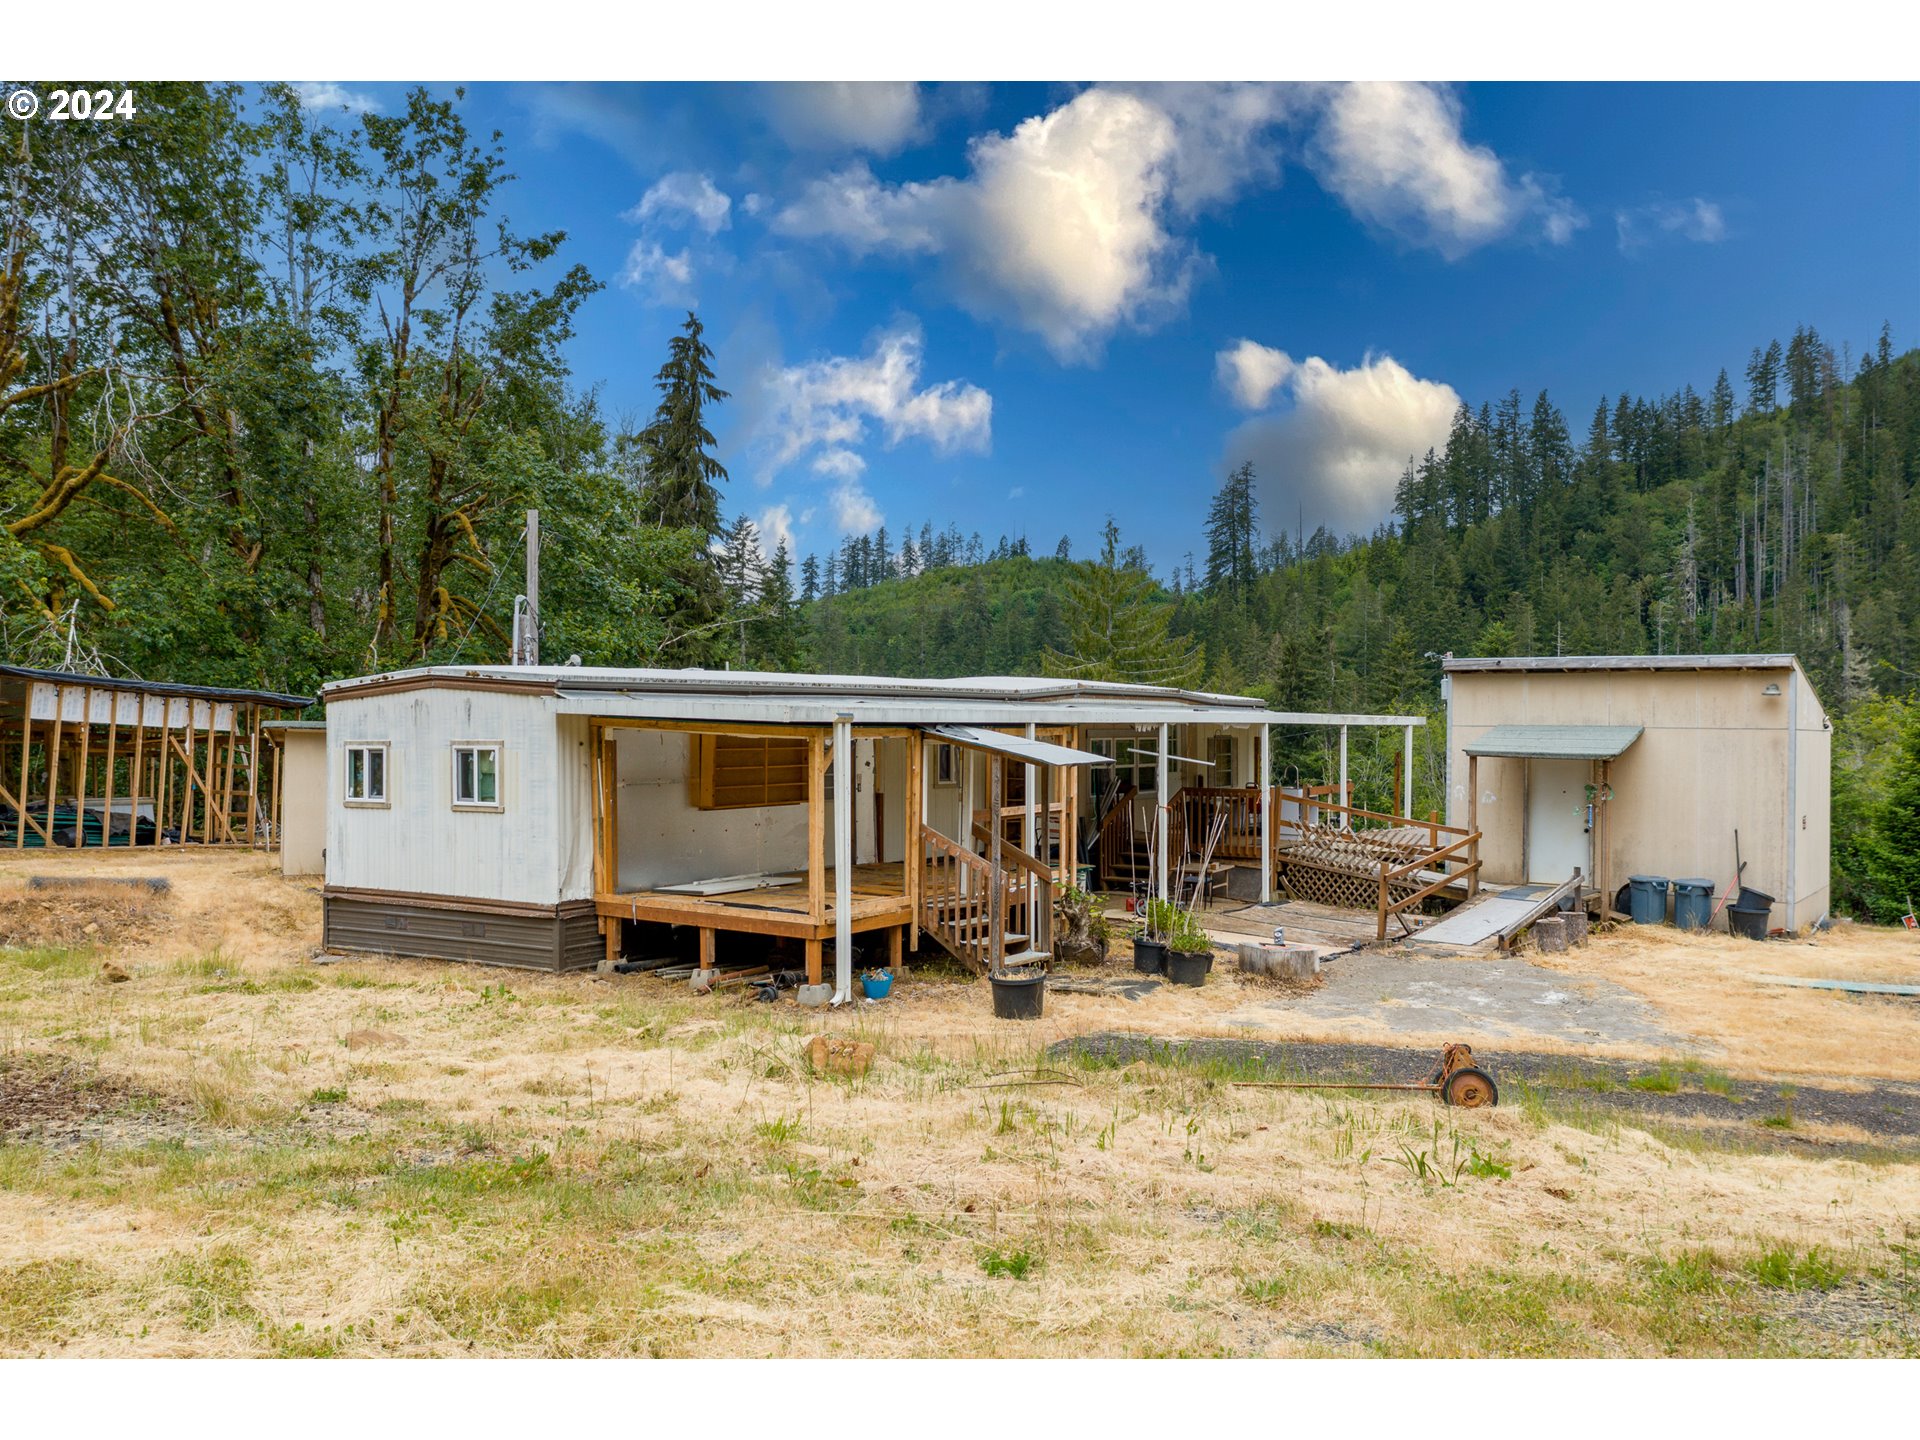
1223 948 1686 1048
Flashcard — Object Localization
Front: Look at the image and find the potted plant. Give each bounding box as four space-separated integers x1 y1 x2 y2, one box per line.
1165 910 1214 987
1132 897 1177 974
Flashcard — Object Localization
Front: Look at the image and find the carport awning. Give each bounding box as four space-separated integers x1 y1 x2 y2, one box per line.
922 724 1110 767
1463 724 1643 760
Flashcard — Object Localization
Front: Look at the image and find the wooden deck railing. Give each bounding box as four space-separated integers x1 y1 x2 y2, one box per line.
1094 782 1141 887
1169 786 1264 863
922 824 1051 973
1374 830 1483 941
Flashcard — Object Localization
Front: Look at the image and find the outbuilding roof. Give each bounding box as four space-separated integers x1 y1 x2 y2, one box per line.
1463 724 1644 760
0 663 312 709
1444 653 1799 675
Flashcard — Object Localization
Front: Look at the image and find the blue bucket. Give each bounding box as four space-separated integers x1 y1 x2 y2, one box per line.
860 970 894 1000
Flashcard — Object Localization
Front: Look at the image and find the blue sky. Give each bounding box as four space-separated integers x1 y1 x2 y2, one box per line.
303 80 1920 570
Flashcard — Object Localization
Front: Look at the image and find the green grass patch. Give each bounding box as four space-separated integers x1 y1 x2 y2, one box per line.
979 1246 1038 1279
1745 1245 1848 1291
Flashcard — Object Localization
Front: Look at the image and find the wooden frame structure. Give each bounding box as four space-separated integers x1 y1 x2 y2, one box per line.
0 665 311 851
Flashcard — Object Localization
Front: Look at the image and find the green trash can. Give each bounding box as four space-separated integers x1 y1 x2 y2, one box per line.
1076 863 1096 895
1627 875 1671 925
1672 878 1715 931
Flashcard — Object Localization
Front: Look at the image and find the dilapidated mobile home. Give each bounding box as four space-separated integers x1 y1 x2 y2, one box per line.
1444 654 1830 931
318 665 1424 994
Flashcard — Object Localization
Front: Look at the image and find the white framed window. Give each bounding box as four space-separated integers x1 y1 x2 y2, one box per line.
932 743 960 787
344 743 388 806
452 742 502 810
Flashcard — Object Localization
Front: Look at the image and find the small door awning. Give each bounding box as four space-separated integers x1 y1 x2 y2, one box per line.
922 724 1112 767
1464 724 1644 760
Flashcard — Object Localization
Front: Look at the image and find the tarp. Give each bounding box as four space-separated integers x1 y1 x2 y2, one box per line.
1463 724 1643 760
921 724 1111 767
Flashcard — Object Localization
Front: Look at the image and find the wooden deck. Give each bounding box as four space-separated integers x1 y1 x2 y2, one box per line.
594 861 919 985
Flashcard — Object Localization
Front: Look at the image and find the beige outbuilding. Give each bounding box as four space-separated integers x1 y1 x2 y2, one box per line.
1444 654 1830 934
263 721 327 877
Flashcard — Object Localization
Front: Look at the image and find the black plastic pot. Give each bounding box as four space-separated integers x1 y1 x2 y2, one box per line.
1736 885 1775 912
1727 904 1770 940
990 970 1047 1020
1166 948 1211 987
1132 938 1168 974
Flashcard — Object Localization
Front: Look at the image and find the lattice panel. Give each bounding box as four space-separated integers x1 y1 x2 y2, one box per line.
1281 858 1423 912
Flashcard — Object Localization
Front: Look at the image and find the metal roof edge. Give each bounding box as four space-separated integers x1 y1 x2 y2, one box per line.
0 663 312 709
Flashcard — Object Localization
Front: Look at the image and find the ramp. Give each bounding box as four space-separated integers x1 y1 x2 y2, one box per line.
1408 883 1562 949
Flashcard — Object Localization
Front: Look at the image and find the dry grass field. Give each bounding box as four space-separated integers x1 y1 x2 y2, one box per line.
2 849 1918 1357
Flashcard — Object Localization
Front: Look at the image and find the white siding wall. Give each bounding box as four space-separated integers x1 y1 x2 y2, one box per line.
612 730 811 890
326 688 564 904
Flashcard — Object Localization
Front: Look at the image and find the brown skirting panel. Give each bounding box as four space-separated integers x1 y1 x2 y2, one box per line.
323 890 600 973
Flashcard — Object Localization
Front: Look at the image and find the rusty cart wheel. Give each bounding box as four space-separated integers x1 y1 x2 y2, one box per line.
1441 1067 1498 1109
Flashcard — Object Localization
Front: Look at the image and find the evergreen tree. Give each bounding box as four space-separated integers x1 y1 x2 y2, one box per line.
1041 520 1202 687
1860 706 1920 923
636 312 729 534
1204 461 1259 597
799 553 820 604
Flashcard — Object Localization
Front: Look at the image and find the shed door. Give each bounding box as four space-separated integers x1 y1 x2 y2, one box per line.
1526 759 1591 884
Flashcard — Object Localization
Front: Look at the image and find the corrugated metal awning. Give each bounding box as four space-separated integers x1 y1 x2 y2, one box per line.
1464 724 1643 760
922 724 1111 767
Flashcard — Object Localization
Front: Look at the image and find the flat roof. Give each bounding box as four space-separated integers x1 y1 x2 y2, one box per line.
1464 724 1644 760
320 664 1426 729
1444 653 1800 675
0 664 313 709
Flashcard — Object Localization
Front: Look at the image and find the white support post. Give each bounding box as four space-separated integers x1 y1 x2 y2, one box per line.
1259 723 1273 904
1339 725 1349 829
1402 723 1415 817
833 714 854 1003
1023 722 1037 856
1155 723 1170 902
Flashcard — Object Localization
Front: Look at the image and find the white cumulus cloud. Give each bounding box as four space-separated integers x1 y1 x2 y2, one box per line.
1615 197 1727 253
292 82 379 115
625 172 733 236
1306 82 1583 258
619 241 695 304
763 82 924 155
758 503 798 558
1216 338 1299 411
772 83 1576 359
1220 347 1462 534
776 88 1204 362
831 478 884 532
757 319 991 483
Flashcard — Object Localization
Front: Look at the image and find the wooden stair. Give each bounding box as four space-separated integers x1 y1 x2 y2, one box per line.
919 824 1052 975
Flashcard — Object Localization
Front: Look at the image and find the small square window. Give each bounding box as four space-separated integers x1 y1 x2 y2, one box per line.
933 743 960 787
344 743 388 805
453 743 501 810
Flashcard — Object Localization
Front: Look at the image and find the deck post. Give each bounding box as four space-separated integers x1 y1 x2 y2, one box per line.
988 753 1005 974
1402 723 1414 817
1259 723 1273 903
907 729 923 949
1338 725 1349 830
1466 753 1480 898
805 938 823 986
1596 758 1612 917
1022 722 1037 858
832 714 854 1001
808 732 826 924
75 687 93 847
888 925 903 976
1155 724 1169 903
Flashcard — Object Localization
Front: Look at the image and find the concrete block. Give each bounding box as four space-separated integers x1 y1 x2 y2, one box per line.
688 969 718 989
796 983 833 1008
1224 866 1266 902
1533 915 1569 953
1236 941 1319 979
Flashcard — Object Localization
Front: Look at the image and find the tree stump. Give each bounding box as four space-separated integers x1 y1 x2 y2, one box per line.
1533 915 1570 953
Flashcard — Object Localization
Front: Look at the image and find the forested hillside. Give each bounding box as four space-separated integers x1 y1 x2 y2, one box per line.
2 84 1914 917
